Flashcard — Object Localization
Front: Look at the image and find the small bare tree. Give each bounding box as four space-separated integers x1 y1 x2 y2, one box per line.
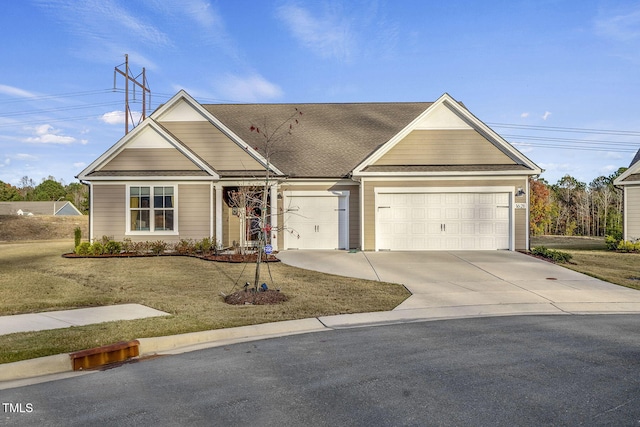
227 108 303 291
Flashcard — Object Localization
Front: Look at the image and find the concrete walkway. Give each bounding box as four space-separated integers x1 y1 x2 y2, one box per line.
0 304 169 336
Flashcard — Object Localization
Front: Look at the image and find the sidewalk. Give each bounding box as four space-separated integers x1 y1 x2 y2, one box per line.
0 304 169 336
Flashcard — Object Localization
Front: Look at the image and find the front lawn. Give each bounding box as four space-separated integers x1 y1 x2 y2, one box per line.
531 235 640 291
0 241 409 363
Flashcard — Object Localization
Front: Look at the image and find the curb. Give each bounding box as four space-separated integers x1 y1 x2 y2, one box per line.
0 318 328 384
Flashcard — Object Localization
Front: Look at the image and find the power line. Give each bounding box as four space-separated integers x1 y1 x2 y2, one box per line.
0 89 117 105
511 141 637 153
504 134 639 147
0 101 122 118
489 122 640 137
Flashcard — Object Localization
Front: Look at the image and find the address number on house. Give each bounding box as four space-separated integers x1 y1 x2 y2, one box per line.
515 203 527 209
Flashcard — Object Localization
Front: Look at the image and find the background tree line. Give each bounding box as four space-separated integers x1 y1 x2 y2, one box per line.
0 176 88 213
529 168 626 238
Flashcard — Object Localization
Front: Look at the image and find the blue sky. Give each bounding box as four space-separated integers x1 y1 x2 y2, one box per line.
1 0 639 187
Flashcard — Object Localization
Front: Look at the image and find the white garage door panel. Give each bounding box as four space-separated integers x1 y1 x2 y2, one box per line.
377 192 511 251
285 194 347 249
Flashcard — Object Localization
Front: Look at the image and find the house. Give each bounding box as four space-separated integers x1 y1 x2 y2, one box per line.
77 90 541 251
613 149 640 241
0 201 83 216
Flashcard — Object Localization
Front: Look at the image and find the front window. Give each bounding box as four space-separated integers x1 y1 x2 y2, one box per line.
129 185 175 233
154 187 174 231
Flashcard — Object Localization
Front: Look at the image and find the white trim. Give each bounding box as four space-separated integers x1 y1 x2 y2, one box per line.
210 183 215 242
282 190 349 250
360 175 528 182
525 178 531 250
125 183 179 237
374 186 515 252
353 170 534 178
215 183 223 246
360 178 365 251
281 179 357 186
84 175 215 182
89 182 94 241
623 186 628 241
374 186 515 194
270 184 279 251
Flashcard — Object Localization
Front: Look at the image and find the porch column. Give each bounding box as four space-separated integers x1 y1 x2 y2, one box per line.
270 183 278 251
215 183 223 246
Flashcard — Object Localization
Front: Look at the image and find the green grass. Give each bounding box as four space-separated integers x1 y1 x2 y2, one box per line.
0 241 410 364
531 235 640 291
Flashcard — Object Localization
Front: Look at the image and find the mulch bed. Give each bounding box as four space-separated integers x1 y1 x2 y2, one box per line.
62 252 280 263
202 254 280 263
223 289 288 305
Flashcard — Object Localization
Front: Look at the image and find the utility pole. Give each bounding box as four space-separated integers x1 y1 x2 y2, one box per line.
113 54 151 134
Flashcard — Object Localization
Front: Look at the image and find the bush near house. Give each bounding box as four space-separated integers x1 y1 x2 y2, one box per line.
531 246 573 263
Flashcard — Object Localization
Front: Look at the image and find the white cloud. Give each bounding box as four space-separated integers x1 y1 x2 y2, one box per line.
0 84 38 98
542 111 552 120
215 74 283 102
35 0 172 56
276 3 355 62
595 7 640 41
23 124 77 145
100 110 142 125
73 162 87 169
14 153 38 161
520 112 530 118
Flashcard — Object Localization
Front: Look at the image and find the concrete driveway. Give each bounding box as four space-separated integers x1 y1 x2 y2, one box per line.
277 250 640 326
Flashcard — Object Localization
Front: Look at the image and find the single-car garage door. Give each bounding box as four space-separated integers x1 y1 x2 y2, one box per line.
376 192 510 251
284 191 349 249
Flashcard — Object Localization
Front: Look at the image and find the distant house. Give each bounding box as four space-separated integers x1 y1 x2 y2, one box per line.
78 90 541 251
0 201 83 216
614 149 640 240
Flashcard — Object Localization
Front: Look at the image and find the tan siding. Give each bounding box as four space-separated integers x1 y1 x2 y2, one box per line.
92 184 125 241
374 130 516 166
178 184 211 239
363 178 528 251
100 148 199 171
627 187 640 240
278 183 360 249
223 201 241 248
160 122 264 171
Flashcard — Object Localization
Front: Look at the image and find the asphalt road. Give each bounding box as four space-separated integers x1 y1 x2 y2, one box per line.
3 315 640 426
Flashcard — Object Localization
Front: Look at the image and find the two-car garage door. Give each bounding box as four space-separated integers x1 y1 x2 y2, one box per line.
376 192 511 251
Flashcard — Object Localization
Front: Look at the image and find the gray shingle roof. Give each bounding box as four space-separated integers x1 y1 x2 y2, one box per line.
203 103 434 178
630 148 640 168
0 201 82 216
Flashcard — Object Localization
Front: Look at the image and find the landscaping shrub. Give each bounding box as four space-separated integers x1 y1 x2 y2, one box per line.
90 242 105 256
174 239 196 255
531 246 572 263
605 235 620 251
149 240 168 255
195 237 213 255
616 240 640 253
131 241 151 255
74 227 82 248
104 240 122 255
75 242 91 256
